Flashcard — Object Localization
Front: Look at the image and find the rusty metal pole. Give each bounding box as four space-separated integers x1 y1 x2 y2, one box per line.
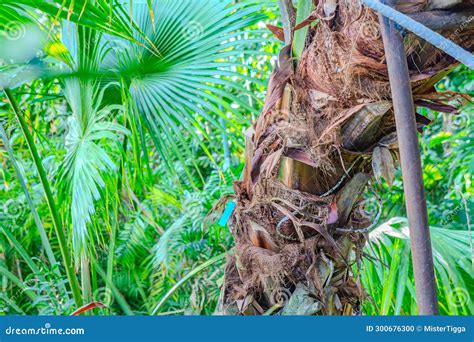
378 0 439 315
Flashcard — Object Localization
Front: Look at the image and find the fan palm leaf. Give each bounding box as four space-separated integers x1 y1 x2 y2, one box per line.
113 0 268 181
362 217 473 315
57 25 128 261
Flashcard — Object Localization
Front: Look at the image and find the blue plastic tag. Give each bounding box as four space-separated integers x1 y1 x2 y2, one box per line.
218 201 236 227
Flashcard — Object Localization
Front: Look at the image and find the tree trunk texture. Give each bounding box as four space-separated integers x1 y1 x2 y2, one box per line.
218 0 473 315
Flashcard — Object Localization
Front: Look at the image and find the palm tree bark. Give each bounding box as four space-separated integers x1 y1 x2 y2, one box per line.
219 0 473 315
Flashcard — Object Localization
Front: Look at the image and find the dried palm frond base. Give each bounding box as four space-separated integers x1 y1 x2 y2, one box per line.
216 0 473 315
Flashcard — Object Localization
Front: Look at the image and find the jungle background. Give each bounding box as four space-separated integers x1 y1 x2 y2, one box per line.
0 0 472 316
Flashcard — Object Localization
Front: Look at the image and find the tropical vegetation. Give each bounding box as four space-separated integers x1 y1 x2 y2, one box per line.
0 0 472 316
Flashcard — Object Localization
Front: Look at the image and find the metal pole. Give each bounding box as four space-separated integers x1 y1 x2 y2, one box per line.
363 0 474 69
378 0 439 315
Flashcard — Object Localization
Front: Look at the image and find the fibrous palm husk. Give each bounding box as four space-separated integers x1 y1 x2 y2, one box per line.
218 0 473 315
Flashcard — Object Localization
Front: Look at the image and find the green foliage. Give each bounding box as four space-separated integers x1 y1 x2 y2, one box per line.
360 218 473 315
370 65 473 230
0 0 472 317
58 24 129 260
1 0 275 315
358 66 473 315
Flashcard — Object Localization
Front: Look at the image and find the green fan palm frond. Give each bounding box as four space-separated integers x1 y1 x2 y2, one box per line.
3 0 272 184
57 25 128 261
362 217 473 315
59 103 127 259
114 0 268 181
1 0 138 42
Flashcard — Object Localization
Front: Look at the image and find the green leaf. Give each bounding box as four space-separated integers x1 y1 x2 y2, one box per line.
115 0 267 179
362 217 473 315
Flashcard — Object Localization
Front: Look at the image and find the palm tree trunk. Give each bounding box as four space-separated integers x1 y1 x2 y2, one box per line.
219 0 473 315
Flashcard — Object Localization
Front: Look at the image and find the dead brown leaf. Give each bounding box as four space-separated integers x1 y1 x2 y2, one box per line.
372 146 395 186
266 24 285 42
